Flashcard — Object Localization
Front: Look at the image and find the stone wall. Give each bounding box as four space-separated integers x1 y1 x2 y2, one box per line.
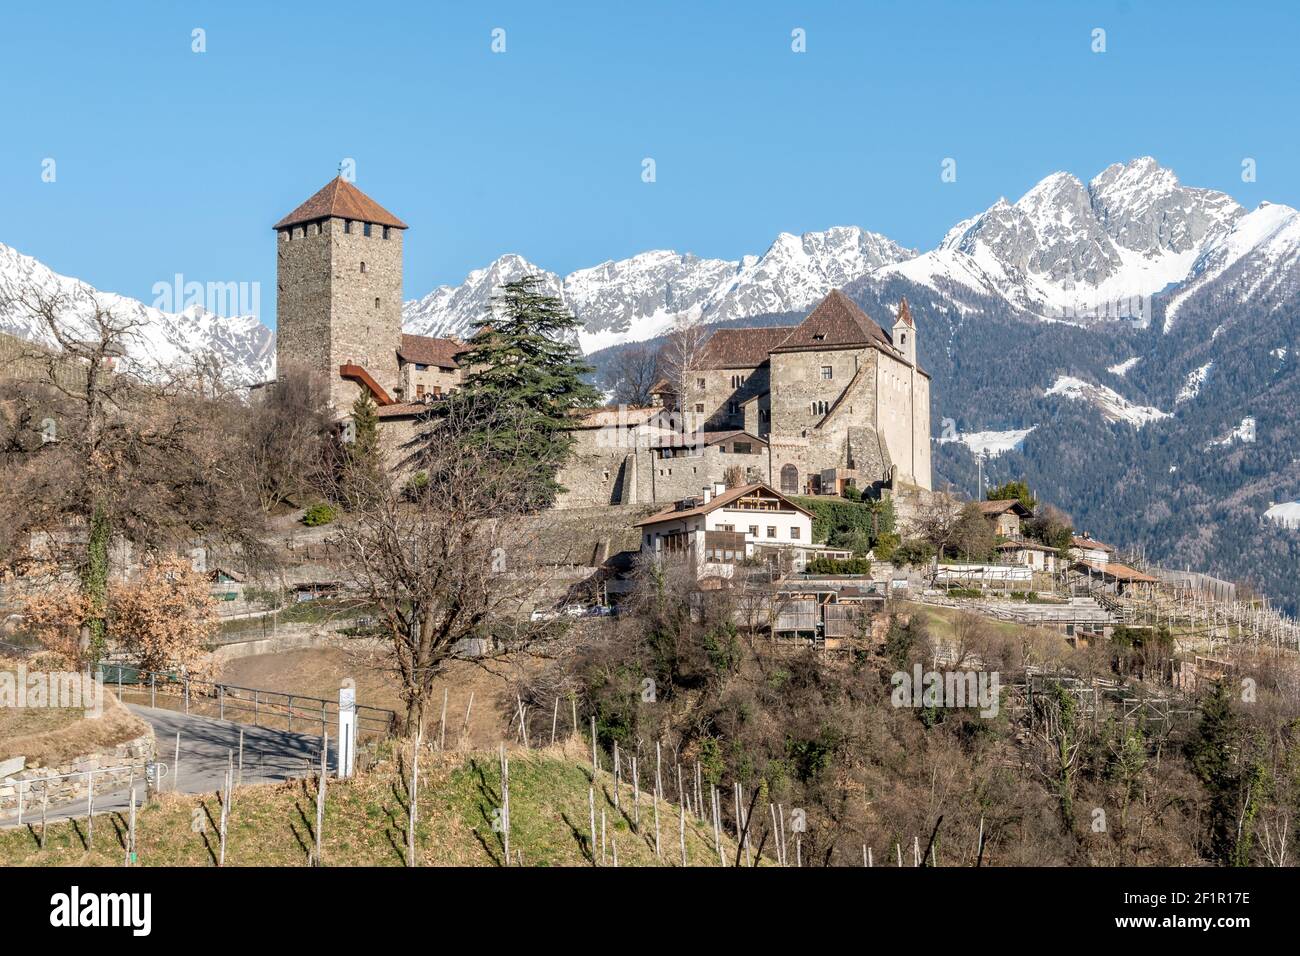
0 711 155 814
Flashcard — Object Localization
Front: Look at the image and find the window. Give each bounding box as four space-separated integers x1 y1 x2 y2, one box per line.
415 384 425 398
383 226 392 240
696 377 706 389
810 400 830 416
694 403 705 414
375 297 381 308
363 222 373 237
728 401 740 414
731 374 746 388
344 220 353 234
415 363 428 371
820 365 833 380
767 527 777 538
734 442 752 454
790 527 801 540
812 333 826 341
748 525 758 538
759 409 771 423
780 464 798 493
361 262 368 273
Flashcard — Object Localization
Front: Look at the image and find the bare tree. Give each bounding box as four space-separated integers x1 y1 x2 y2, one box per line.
0 286 267 661
660 314 707 414
324 402 555 731
239 362 332 512
602 345 661 407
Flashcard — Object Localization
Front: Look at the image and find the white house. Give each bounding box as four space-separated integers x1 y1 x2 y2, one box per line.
635 482 815 575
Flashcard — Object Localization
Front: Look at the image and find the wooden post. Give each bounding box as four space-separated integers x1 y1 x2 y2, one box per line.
695 762 703 820
237 728 244 789
407 725 421 867
771 804 782 866
315 732 328 866
150 672 155 709
590 716 598 772
515 694 529 748
588 786 598 867
550 697 559 746
86 769 94 849
796 835 802 867
571 696 577 739
679 802 686 866
219 752 230 866
976 816 985 867
612 742 621 809
601 807 607 866
439 687 448 752
127 787 137 867
40 783 48 849
631 756 640 832
16 779 22 828
173 732 181 793
499 743 511 865
462 691 474 747
653 780 661 860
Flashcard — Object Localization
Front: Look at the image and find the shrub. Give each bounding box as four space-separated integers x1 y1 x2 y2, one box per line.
890 539 935 567
302 503 340 527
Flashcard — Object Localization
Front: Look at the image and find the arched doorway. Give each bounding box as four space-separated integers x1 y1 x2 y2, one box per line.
780 464 799 493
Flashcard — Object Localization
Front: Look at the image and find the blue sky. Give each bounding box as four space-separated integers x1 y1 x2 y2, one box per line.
1 1 1297 328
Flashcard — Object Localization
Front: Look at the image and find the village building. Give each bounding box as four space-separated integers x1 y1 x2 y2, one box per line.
634 482 818 574
994 538 1060 573
1069 533 1115 566
977 499 1032 538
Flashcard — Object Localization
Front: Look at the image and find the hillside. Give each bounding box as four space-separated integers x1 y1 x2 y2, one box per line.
0 741 742 867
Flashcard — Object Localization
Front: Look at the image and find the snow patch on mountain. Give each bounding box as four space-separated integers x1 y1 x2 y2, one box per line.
937 427 1037 458
1265 501 1300 530
1177 362 1213 404
1045 375 1171 427
1108 357 1141 376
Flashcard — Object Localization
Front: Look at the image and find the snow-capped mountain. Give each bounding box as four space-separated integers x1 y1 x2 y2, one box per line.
1044 375 1171 428
879 158 1243 321
1163 201 1300 330
403 226 915 352
0 241 273 385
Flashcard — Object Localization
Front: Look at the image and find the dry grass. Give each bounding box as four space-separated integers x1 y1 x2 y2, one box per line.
0 740 749 868
0 659 150 766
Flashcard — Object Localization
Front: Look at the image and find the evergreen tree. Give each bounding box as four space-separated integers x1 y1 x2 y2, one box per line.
987 479 1036 510
431 275 599 511
1185 681 1248 865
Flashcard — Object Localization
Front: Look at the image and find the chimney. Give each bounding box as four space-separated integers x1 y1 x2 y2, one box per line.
701 486 712 504
713 481 726 496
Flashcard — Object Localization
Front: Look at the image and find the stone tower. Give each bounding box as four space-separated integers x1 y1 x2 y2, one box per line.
891 296 916 365
274 177 408 412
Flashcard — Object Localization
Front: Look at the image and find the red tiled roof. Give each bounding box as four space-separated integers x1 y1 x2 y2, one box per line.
692 327 797 369
1074 560 1155 583
375 401 432 419
771 290 895 353
274 177 408 230
398 334 467 370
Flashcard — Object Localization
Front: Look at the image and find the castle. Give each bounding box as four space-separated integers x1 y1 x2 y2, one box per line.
274 177 932 504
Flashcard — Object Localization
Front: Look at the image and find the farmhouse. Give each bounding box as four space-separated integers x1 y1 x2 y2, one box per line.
977 499 1033 538
635 482 816 573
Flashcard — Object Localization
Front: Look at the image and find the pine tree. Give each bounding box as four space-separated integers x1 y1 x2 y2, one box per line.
431 275 599 511
1185 681 1247 865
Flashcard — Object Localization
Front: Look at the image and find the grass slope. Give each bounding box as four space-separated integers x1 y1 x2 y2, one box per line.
0 740 744 867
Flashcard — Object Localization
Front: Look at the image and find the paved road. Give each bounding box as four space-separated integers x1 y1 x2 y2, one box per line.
0 705 331 829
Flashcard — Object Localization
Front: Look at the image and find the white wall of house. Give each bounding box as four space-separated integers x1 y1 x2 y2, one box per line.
704 505 810 546
1070 545 1110 566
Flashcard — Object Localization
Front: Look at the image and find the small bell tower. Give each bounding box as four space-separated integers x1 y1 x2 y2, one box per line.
892 297 916 365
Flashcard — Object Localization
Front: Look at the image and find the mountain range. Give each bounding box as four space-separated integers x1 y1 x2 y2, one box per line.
4 157 1300 608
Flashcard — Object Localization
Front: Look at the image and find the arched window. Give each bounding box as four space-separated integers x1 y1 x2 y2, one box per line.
360 261 368 273
780 464 798 493
374 297 380 309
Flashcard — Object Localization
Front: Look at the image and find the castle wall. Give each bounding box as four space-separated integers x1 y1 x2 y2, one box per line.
683 365 769 431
